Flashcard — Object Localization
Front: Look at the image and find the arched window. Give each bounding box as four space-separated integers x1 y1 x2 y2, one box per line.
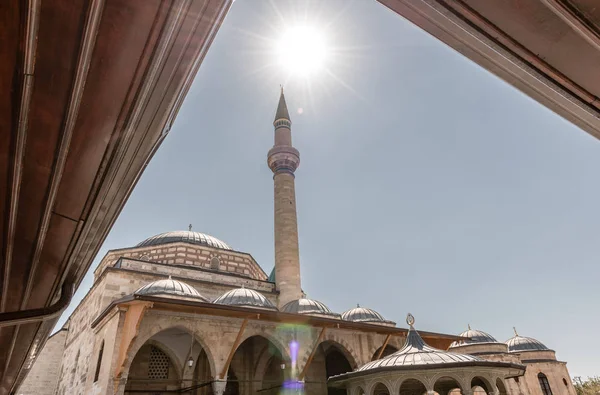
210 256 221 270
94 341 104 382
538 373 553 395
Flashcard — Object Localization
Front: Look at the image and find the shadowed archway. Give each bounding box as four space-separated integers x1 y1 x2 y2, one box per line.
434 376 463 395
227 335 287 394
399 378 427 395
124 327 212 394
371 345 398 361
304 340 356 395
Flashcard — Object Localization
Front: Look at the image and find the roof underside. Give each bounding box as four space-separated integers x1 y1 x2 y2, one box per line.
0 1 232 393
377 0 600 139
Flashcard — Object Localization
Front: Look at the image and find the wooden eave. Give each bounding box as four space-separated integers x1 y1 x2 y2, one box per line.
377 0 600 138
91 294 464 351
0 0 232 393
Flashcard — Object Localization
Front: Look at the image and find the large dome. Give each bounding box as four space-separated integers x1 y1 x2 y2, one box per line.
135 277 209 302
281 298 341 319
137 230 232 250
505 334 549 352
450 327 499 348
214 287 277 310
341 305 395 326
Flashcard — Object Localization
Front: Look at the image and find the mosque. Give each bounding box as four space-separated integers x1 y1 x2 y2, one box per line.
18 91 575 395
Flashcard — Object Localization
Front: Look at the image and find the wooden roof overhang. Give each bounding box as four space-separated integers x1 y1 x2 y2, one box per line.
0 0 232 393
91 294 464 350
377 0 600 139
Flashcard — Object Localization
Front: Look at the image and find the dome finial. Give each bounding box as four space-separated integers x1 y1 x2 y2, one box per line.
188 223 192 231
468 323 471 330
513 327 519 336
357 303 360 308
406 313 415 327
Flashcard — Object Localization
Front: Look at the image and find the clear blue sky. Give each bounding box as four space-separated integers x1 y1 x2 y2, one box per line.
57 0 599 378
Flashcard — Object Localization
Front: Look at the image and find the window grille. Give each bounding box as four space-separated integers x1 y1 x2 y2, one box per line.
148 346 170 380
538 373 553 395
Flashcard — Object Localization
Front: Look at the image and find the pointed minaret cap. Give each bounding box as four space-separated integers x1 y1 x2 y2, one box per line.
274 86 291 124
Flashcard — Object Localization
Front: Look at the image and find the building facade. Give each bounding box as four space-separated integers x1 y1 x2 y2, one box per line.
18 91 575 395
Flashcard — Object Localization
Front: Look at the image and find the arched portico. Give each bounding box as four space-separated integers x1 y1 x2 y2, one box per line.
371 381 392 395
304 339 358 394
471 376 494 394
495 378 508 395
396 377 428 395
433 376 464 395
120 325 216 395
226 334 287 394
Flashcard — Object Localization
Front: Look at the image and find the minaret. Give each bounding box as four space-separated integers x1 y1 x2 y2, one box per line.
268 88 302 308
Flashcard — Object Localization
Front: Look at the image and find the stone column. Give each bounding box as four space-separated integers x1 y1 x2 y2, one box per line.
212 379 227 395
268 89 302 308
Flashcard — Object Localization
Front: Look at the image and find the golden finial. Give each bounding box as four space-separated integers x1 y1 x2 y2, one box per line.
406 313 415 327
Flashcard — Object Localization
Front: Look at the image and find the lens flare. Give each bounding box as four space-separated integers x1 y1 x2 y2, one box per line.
277 26 327 76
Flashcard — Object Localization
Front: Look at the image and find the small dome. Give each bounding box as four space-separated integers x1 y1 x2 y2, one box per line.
214 287 277 310
137 231 232 250
505 334 549 352
135 277 208 302
341 305 395 326
450 327 499 348
281 298 341 319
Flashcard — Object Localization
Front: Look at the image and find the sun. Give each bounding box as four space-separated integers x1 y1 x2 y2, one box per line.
276 26 327 76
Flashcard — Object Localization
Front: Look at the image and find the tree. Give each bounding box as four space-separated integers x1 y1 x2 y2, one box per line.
573 376 600 395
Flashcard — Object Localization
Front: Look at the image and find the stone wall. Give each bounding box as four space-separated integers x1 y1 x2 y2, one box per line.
520 359 577 395
17 329 67 395
94 242 267 282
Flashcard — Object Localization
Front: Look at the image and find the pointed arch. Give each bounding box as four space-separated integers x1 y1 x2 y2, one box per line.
122 323 217 382
371 344 398 361
228 334 286 394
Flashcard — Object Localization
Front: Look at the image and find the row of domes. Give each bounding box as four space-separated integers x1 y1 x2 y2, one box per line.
134 278 549 353
450 327 550 353
134 277 394 325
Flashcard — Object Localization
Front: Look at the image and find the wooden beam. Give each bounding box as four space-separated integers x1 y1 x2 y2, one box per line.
298 327 327 380
220 318 248 379
375 334 392 360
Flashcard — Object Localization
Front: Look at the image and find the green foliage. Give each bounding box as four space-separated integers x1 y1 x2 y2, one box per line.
573 376 600 395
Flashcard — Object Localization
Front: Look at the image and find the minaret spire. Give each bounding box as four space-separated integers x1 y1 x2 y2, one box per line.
268 88 301 307
274 86 291 124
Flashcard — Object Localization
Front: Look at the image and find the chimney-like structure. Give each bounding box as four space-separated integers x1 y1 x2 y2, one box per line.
267 88 302 308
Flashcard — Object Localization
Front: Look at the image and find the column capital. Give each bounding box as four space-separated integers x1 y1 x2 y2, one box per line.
212 379 227 395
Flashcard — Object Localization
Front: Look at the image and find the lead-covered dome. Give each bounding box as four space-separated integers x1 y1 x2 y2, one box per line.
505 334 549 352
137 230 232 250
341 305 395 326
135 277 209 302
358 315 481 370
450 327 499 348
214 287 277 310
281 298 341 319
